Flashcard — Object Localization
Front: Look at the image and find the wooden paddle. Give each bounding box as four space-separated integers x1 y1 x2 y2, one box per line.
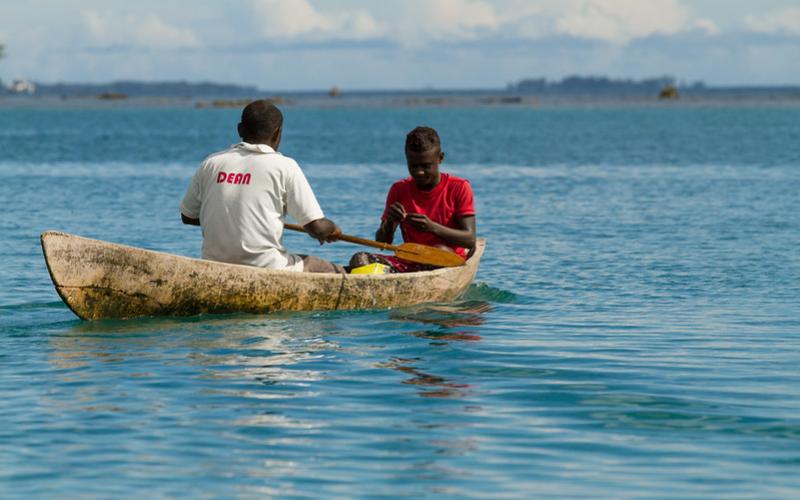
284 223 465 267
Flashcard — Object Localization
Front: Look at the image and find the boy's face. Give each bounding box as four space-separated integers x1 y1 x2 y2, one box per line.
406 146 443 190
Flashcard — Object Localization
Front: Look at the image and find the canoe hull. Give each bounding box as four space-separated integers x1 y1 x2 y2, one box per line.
41 232 485 320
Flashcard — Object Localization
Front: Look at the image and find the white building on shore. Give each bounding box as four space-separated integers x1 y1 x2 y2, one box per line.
7 79 36 95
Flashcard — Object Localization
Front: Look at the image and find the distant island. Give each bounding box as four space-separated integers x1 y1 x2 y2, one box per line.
508 75 701 95
1 80 262 98
0 75 697 98
1 75 799 105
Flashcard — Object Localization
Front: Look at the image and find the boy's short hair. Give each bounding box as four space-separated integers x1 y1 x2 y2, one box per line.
240 100 283 139
405 126 440 152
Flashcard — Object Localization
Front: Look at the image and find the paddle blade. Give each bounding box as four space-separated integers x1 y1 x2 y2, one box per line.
395 243 466 267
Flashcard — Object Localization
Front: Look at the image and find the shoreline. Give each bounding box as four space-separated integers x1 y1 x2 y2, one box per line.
2 92 800 109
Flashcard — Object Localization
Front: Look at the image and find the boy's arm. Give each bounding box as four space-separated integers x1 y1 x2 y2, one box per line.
376 219 398 244
376 195 406 244
405 214 476 249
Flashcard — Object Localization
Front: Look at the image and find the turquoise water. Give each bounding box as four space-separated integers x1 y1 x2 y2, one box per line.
1 104 799 497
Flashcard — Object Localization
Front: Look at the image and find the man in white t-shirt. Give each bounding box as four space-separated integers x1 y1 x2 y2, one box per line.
180 100 344 273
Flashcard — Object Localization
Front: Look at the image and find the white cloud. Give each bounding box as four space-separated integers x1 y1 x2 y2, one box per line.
424 0 498 36
83 11 201 49
495 6 546 38
6 0 800 87
355 0 498 50
250 0 382 40
247 0 499 48
745 8 800 35
554 0 688 43
692 18 719 36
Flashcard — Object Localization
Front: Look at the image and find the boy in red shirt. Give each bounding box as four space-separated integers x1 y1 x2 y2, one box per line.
349 126 476 272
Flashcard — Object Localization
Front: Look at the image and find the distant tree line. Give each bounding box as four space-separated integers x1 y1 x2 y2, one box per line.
0 43 5 87
509 75 706 95
32 80 262 98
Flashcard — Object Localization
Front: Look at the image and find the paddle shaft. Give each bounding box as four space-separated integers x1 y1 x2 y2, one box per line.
284 223 466 267
284 223 399 251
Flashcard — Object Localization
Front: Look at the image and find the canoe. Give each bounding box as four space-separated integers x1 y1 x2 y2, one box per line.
40 231 485 320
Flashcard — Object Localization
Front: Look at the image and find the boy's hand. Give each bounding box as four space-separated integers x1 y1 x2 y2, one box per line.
387 202 407 223
406 213 437 233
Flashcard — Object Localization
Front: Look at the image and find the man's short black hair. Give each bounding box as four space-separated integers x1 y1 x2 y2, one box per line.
240 100 283 140
405 126 440 152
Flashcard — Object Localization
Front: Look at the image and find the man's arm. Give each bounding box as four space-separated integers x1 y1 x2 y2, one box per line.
181 213 200 226
405 214 476 249
303 217 341 244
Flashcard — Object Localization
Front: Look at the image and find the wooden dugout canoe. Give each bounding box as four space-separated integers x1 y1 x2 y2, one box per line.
41 231 485 320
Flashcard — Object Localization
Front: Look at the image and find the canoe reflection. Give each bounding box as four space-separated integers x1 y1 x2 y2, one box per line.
377 357 470 399
48 301 491 405
408 330 482 342
50 314 336 388
389 300 491 330
376 301 491 398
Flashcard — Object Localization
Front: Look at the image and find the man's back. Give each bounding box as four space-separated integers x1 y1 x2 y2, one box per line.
181 142 324 268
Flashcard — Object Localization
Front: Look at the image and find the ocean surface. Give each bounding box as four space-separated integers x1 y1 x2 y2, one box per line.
1 103 799 498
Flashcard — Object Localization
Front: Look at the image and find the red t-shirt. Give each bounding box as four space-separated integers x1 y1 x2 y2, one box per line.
382 173 475 258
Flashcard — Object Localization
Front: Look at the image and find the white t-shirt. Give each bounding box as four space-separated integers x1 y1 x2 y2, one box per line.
180 142 324 270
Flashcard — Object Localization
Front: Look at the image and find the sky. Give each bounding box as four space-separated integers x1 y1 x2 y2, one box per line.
1 0 799 90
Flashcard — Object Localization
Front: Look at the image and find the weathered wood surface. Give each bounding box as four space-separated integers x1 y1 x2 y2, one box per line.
41 231 485 320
